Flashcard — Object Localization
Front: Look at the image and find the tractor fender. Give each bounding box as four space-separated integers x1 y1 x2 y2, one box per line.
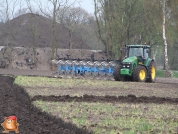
147 59 155 67
139 64 148 70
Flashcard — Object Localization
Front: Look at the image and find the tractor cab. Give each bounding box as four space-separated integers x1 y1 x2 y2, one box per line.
124 45 150 64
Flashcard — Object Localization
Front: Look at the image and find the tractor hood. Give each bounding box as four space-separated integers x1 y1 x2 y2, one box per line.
122 56 137 63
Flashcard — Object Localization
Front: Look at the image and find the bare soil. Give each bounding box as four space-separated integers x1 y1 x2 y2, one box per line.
0 47 108 70
31 94 178 104
0 75 92 134
0 69 177 134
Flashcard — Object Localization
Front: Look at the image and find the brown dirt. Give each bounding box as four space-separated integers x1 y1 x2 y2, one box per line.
31 94 178 104
0 75 92 134
0 47 108 70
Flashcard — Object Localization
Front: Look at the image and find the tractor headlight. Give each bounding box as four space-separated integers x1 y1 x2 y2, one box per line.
122 62 131 68
123 65 130 68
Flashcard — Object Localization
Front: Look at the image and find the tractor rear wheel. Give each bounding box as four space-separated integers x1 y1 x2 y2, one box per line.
147 61 156 82
133 66 147 82
114 64 125 81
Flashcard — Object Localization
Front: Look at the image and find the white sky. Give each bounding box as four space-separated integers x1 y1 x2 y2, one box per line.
74 0 94 14
0 0 95 21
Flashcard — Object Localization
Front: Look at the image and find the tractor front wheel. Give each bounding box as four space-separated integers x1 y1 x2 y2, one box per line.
133 66 147 82
114 64 125 81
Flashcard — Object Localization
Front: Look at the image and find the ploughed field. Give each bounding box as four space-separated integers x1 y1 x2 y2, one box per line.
0 74 177 134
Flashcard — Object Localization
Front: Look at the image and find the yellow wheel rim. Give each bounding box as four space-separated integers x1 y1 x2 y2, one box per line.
151 66 156 79
139 70 146 80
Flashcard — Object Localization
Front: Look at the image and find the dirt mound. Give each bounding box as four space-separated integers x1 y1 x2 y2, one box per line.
0 75 92 134
0 47 108 70
0 13 90 49
31 95 178 104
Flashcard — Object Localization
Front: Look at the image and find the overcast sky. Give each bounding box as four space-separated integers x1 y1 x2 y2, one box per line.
74 0 94 14
0 0 95 21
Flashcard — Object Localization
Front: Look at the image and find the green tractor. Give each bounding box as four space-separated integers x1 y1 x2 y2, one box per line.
114 45 156 82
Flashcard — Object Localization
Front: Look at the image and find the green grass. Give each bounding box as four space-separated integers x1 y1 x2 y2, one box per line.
157 69 178 78
156 70 165 77
14 75 126 88
33 101 178 134
14 70 178 89
173 71 178 78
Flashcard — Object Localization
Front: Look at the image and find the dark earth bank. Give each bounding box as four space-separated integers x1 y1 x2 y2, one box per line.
31 94 178 104
0 75 92 134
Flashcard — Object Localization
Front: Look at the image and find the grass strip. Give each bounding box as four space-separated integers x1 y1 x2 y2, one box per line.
33 101 178 134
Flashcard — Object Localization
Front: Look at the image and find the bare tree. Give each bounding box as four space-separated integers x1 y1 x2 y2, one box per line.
26 0 39 68
60 7 88 58
168 0 178 30
0 1 4 21
14 7 29 18
1 0 23 66
36 0 72 70
94 0 146 59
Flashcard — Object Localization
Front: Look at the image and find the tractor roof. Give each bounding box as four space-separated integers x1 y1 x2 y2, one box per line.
126 45 150 48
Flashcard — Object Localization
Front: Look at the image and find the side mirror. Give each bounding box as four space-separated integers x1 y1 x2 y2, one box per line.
146 49 149 53
120 49 122 53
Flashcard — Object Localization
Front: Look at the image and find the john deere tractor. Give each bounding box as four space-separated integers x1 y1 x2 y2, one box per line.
114 45 156 82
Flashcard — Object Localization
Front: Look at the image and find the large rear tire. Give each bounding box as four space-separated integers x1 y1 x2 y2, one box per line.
133 66 147 82
147 61 156 82
113 64 125 81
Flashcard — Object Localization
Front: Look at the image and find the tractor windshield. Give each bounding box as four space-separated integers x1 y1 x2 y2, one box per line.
126 47 149 59
128 48 143 57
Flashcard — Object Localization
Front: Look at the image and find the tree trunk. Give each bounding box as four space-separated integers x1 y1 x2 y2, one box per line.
94 0 107 53
69 30 72 59
51 2 57 71
162 0 169 77
33 46 37 68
